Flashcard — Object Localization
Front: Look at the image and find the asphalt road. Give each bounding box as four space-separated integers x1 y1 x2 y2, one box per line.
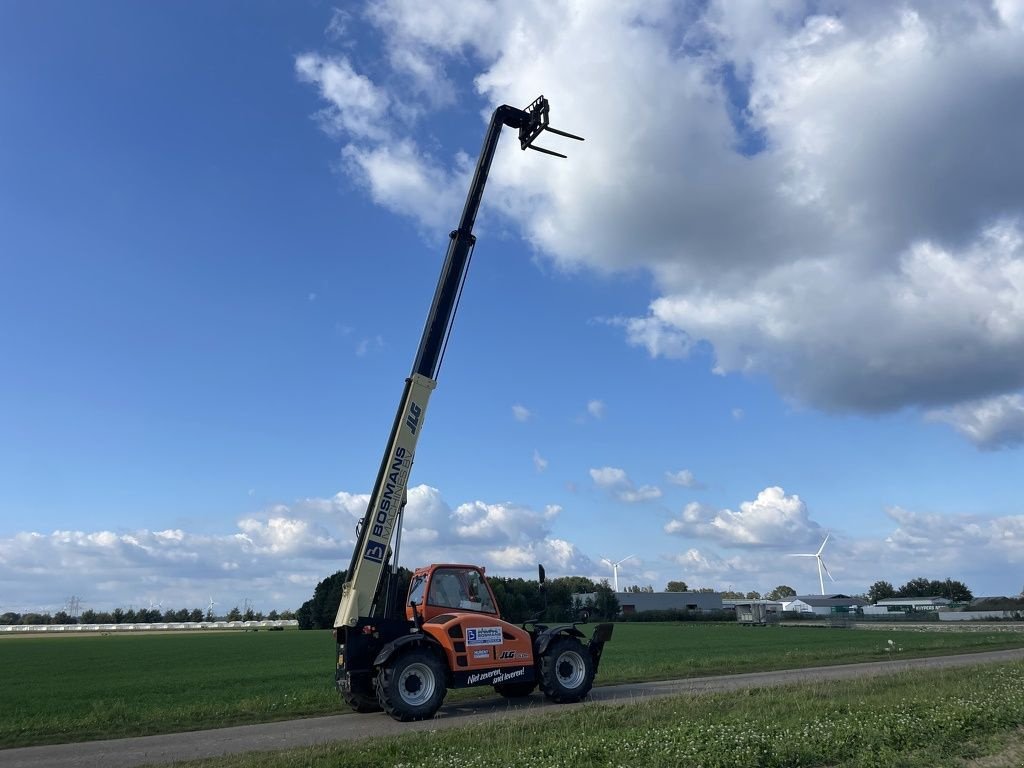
6 647 1024 768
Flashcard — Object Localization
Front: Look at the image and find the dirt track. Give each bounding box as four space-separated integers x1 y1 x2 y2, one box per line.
6 647 1024 768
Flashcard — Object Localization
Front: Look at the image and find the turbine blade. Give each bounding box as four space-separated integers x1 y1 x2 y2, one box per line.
617 554 636 566
821 559 835 581
817 533 830 556
787 553 816 557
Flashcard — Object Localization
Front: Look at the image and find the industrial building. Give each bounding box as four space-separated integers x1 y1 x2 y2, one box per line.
861 596 952 614
572 590 724 618
782 595 868 615
615 591 723 615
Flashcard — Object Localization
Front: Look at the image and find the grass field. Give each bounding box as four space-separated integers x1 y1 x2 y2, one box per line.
171 660 1024 768
2 623 1023 749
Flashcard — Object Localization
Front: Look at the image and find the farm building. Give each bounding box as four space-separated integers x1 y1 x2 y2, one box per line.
571 591 724 619
782 595 867 615
862 596 952 614
615 591 723 615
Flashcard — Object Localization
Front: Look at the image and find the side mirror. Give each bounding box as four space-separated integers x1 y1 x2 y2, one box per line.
538 564 546 587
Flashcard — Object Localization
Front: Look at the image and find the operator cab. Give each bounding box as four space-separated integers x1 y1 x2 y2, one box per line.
406 564 498 622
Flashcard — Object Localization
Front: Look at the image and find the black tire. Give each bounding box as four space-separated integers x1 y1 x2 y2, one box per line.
376 648 447 721
494 680 538 698
539 636 595 703
342 689 382 713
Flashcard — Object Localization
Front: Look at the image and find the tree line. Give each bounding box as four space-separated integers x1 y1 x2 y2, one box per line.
0 606 296 626
296 569 620 629
868 578 973 603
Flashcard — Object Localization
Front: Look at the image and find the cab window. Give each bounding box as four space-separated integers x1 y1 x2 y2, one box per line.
407 574 426 607
427 568 497 614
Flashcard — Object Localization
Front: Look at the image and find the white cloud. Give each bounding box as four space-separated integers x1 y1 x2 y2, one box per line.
665 486 823 547
589 466 628 488
0 485 574 614
294 54 390 141
512 404 531 422
617 486 663 503
355 335 383 357
297 1 1024 446
532 449 548 473
586 399 606 419
487 537 591 573
589 466 661 503
665 469 703 489
451 500 555 544
927 393 1024 449
661 498 1024 594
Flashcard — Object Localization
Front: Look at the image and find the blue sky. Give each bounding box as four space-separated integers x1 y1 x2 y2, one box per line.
3 1 1024 614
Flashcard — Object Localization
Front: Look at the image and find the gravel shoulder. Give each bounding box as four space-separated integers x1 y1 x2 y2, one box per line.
5 647 1024 768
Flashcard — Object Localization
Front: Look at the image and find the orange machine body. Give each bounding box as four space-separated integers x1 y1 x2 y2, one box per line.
405 564 535 683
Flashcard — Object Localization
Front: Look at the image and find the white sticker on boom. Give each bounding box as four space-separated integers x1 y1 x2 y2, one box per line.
466 626 503 646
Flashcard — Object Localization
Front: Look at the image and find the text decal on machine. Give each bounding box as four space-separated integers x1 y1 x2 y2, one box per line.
363 444 411 564
466 627 503 646
467 667 526 685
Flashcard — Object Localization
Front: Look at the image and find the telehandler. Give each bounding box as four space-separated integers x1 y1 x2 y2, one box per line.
333 97 613 721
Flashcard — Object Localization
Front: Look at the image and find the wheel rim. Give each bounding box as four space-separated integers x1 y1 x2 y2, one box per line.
398 662 436 706
555 649 587 689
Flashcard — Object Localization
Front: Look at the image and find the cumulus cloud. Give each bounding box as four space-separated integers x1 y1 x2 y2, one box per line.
665 469 704 489
0 486 575 613
660 497 1024 594
589 466 628 488
451 500 558 544
589 466 662 503
586 399 606 419
297 1 1024 446
665 486 823 547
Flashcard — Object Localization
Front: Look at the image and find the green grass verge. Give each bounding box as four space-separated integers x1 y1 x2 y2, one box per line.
173 661 1024 768
1 623 1021 748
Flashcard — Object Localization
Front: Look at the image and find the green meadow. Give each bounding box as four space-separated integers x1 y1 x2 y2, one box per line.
174 660 1024 768
1 623 1022 748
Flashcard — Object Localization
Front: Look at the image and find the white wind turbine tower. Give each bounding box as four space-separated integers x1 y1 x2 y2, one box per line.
787 534 835 595
600 554 635 592
207 597 217 620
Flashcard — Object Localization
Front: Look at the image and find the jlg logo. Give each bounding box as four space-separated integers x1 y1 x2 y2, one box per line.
406 402 422 434
499 650 516 659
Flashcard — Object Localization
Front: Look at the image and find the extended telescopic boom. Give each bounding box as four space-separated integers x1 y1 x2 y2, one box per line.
334 97 582 629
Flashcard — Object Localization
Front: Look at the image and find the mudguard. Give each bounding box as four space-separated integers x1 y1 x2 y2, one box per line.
372 632 444 667
534 624 585 657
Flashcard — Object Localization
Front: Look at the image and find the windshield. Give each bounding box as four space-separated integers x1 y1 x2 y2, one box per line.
427 568 497 614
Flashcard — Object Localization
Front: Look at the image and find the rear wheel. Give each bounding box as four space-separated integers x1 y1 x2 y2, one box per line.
376 649 447 721
494 680 537 698
539 636 595 703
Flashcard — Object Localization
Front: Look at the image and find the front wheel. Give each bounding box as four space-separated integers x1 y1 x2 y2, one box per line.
376 649 447 722
539 636 595 703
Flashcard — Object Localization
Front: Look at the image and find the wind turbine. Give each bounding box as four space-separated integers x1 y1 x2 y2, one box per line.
600 554 635 592
787 534 834 595
207 597 217 621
